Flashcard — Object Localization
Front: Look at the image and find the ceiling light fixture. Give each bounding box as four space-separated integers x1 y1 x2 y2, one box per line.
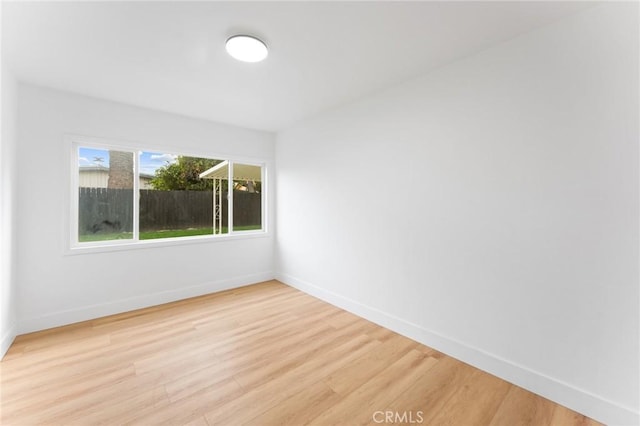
225 35 268 63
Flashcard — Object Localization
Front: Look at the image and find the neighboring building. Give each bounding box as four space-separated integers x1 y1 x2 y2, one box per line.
79 166 154 189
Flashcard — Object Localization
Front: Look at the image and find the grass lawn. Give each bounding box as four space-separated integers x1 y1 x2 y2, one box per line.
141 228 215 240
79 225 262 242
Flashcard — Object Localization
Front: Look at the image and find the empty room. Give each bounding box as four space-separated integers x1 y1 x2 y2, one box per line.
0 1 638 425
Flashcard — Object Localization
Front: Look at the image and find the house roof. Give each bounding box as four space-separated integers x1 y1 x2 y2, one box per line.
79 166 108 172
199 161 261 182
79 166 153 179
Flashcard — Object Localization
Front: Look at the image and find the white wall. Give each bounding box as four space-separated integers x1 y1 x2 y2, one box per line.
276 4 638 425
1 54 19 356
16 84 275 333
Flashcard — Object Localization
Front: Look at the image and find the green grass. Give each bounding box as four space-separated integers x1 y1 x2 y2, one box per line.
79 232 134 242
140 228 215 240
79 225 262 243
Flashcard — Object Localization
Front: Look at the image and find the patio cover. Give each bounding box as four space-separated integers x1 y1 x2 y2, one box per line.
199 160 262 181
198 160 261 234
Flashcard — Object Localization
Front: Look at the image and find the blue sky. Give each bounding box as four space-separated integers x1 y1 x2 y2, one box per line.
78 147 177 176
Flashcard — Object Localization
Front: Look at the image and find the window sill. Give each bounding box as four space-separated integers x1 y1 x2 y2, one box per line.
65 230 270 256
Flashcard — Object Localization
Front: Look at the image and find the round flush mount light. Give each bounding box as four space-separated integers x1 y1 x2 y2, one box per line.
225 35 268 63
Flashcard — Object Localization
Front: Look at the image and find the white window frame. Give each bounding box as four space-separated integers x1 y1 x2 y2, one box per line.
66 135 268 255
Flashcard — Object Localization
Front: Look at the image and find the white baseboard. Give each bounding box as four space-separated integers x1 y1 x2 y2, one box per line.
18 271 275 335
277 272 639 426
1 322 17 360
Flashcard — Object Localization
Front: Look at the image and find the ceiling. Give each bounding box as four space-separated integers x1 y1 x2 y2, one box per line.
2 1 595 132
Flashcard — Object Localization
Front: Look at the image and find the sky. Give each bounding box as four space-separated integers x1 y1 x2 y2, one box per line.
78 147 178 176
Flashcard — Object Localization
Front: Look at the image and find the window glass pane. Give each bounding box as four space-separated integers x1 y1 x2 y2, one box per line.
232 164 262 232
139 152 226 240
78 147 134 242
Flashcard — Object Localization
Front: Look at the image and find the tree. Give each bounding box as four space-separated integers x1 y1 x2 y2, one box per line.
108 150 134 189
150 156 221 191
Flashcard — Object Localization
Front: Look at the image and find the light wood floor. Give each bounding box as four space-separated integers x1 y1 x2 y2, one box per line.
1 280 601 426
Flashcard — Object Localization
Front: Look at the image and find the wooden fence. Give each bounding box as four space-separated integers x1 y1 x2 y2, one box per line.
139 189 213 231
79 188 134 234
79 188 261 234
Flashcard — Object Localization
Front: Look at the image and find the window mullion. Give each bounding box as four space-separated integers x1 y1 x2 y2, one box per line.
133 150 140 241
262 165 266 233
228 160 234 234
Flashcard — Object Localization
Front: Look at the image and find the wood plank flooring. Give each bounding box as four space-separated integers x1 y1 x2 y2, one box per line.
0 280 602 425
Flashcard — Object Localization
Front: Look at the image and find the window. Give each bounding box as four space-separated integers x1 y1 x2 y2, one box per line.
232 163 262 232
72 140 265 249
138 151 225 240
77 147 134 242
198 161 263 233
